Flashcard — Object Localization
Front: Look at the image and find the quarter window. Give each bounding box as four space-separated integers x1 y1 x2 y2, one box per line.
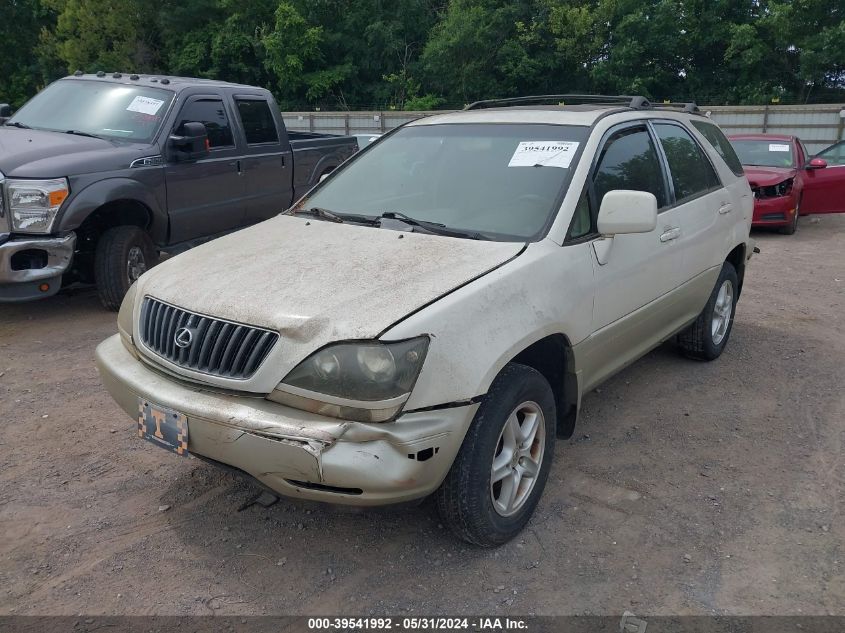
236 99 279 144
655 123 720 202
691 120 745 177
593 126 668 209
175 98 233 148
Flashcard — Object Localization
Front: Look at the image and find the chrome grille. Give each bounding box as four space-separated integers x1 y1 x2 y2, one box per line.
139 297 278 379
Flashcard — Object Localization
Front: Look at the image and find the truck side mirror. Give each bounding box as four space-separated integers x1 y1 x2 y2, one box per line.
806 157 827 170
0 104 12 118
597 190 658 236
168 121 209 161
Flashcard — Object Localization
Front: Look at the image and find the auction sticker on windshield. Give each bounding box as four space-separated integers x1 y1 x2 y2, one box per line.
769 144 791 152
508 141 579 168
126 96 165 116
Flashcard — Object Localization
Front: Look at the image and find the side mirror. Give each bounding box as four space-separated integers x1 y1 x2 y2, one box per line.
597 190 658 236
168 121 209 161
807 157 827 170
0 104 12 118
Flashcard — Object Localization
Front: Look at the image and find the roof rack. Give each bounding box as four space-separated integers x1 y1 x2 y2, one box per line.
463 94 706 116
464 94 653 111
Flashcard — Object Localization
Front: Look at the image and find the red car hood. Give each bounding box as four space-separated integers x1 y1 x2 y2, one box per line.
743 165 797 187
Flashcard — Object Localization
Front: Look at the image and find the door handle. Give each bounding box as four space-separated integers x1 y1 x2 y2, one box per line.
659 227 681 242
719 202 733 215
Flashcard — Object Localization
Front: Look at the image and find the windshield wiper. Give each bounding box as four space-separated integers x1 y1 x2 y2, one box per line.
292 207 382 225
65 129 103 139
379 212 483 240
4 121 30 129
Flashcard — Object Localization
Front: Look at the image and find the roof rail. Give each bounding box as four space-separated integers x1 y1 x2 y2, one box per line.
464 94 653 111
650 101 704 116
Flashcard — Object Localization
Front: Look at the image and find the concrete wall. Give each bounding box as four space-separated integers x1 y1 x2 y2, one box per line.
283 104 845 154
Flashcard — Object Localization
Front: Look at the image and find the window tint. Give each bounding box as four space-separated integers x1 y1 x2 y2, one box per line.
691 120 744 177
236 99 279 144
654 124 719 201
175 99 233 148
593 126 668 209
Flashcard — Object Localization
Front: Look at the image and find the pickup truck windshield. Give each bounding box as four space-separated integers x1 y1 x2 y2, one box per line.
732 139 795 168
8 80 174 143
302 123 590 241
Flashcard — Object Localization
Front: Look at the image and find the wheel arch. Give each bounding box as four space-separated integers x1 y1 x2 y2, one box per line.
726 243 746 297
506 333 580 439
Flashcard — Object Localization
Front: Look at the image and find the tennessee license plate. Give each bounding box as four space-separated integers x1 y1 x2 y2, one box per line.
137 398 189 457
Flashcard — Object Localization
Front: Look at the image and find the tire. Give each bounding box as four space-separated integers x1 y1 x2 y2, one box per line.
676 261 739 361
95 226 158 311
780 196 801 235
436 363 556 547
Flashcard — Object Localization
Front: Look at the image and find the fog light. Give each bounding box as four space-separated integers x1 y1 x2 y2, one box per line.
39 283 50 292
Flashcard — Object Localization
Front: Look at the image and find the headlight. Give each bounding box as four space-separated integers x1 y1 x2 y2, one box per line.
117 282 138 356
6 178 69 233
268 337 430 422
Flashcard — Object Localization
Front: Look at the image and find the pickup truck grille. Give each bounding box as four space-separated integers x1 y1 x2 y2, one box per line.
139 297 278 380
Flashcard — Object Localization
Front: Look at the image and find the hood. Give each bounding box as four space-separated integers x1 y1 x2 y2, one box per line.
0 128 153 177
743 165 797 188
137 215 525 345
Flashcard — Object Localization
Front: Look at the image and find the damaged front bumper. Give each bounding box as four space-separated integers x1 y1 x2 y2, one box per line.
95 334 477 505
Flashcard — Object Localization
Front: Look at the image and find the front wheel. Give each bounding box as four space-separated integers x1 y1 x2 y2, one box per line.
95 226 159 311
676 262 738 361
436 363 556 547
780 196 801 235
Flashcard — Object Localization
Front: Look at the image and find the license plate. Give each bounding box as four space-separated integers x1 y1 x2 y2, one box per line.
137 399 189 457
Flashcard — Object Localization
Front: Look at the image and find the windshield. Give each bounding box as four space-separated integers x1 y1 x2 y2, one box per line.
731 139 795 168
300 123 590 241
8 79 175 143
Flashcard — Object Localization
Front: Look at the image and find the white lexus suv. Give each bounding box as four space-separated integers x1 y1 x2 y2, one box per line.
96 95 754 546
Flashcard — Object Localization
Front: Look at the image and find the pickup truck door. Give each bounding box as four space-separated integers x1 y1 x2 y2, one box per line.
802 141 845 214
577 123 688 390
232 95 294 225
165 94 246 243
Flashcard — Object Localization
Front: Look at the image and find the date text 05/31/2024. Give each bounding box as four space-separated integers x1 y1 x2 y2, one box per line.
307 618 529 630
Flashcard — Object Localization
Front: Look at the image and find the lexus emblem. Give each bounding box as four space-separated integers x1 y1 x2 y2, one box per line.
174 327 194 349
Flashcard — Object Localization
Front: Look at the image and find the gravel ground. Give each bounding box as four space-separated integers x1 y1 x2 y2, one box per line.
0 215 843 617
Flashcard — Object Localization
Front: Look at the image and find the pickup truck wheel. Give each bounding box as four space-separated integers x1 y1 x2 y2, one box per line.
435 363 555 547
95 226 158 311
676 262 738 361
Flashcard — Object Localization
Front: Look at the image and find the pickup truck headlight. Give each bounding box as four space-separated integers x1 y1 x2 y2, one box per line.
6 178 69 233
268 337 429 422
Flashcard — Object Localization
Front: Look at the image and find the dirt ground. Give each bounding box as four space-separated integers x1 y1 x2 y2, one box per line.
1 215 843 617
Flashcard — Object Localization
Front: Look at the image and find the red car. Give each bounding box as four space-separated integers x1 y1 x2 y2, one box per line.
728 134 845 234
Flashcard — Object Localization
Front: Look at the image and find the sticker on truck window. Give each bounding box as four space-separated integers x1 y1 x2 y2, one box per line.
126 96 165 116
769 144 791 152
508 141 579 168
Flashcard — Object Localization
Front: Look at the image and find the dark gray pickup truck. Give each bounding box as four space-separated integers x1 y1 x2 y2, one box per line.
0 73 358 309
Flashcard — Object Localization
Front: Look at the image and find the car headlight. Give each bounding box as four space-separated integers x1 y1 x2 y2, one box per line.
267 337 430 422
6 178 69 233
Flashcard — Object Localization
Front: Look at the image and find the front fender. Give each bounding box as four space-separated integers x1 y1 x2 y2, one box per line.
58 177 168 244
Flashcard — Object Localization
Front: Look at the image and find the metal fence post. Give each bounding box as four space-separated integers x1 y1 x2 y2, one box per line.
308 113 314 132
762 105 769 133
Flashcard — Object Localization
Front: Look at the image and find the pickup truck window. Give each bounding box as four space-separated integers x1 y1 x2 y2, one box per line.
175 99 234 148
654 123 720 202
300 123 590 241
8 79 174 143
236 99 279 144
593 126 668 209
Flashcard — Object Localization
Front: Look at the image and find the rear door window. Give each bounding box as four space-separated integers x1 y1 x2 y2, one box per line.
593 125 668 210
654 123 720 203
691 120 745 177
236 99 280 145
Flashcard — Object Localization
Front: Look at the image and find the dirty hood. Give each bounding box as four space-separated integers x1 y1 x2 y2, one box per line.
137 215 524 344
743 165 797 188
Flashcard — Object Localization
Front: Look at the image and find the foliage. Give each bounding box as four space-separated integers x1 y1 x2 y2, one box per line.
1 0 843 110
